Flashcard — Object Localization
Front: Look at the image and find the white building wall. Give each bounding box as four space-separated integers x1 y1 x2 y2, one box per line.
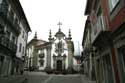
65 51 69 69
16 22 28 58
26 45 34 67
44 49 47 69
51 42 55 69
50 40 69 69
38 49 47 70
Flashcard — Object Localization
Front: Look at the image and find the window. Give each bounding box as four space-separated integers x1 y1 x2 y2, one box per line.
22 31 24 38
6 30 10 39
0 0 3 4
9 8 14 22
39 59 44 66
22 46 25 55
97 7 105 30
108 0 120 12
11 36 15 44
94 7 105 35
39 53 44 58
103 54 114 83
100 15 105 30
14 16 18 26
122 49 125 70
94 0 99 11
118 46 125 71
19 43 22 52
58 41 64 53
0 24 4 35
0 0 8 15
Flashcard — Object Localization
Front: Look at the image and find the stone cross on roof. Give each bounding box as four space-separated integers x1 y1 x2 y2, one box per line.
57 22 62 29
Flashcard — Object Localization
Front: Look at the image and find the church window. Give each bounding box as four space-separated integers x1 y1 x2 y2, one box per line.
39 59 44 66
58 41 62 49
57 41 64 53
39 53 44 58
19 43 22 52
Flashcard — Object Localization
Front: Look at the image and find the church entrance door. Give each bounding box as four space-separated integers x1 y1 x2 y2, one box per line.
56 60 62 71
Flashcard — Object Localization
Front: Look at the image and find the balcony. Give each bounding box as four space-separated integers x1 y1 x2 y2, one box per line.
0 1 20 35
0 1 8 17
0 37 17 53
91 16 110 48
7 14 21 35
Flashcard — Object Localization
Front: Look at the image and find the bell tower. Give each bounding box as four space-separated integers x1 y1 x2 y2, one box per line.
48 29 53 42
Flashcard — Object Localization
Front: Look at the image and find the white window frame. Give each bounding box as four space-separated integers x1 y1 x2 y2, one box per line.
100 14 105 30
108 0 120 12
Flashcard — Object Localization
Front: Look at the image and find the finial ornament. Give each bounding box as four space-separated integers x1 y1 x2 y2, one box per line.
68 29 72 40
49 29 52 38
57 22 62 31
34 31 37 39
48 29 53 41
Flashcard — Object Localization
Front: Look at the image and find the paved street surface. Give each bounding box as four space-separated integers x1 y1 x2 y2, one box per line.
0 75 26 83
43 75 82 83
24 72 95 83
0 72 96 83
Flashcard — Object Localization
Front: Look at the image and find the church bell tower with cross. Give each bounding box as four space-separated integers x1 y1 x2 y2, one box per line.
47 22 74 73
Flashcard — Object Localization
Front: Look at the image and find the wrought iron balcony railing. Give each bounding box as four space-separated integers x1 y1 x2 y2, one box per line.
0 37 17 53
7 15 21 35
0 1 8 17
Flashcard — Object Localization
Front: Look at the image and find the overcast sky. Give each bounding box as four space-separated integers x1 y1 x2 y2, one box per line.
19 0 87 45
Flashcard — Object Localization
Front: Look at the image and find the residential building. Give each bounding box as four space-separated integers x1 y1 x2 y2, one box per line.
16 4 31 74
26 32 47 71
82 17 96 80
0 0 31 76
84 0 125 83
35 42 49 71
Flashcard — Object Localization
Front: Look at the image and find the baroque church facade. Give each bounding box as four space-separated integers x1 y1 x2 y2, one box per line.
46 24 74 72
26 22 74 72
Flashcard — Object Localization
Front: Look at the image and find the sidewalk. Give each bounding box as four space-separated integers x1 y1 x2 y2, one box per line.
80 74 96 83
0 75 26 83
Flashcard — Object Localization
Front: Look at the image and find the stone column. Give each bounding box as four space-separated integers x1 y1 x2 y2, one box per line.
46 44 52 70
63 58 66 70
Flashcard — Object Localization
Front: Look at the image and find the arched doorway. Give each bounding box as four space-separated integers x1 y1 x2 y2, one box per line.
56 60 62 71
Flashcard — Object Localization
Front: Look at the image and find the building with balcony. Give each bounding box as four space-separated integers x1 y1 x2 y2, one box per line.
35 42 49 71
26 32 47 71
15 2 31 75
0 0 31 76
84 0 125 83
